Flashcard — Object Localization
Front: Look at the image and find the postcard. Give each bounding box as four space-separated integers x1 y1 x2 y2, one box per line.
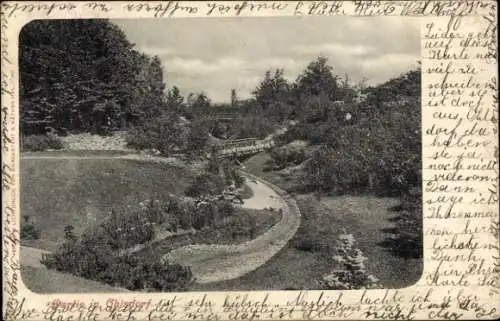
2 1 499 320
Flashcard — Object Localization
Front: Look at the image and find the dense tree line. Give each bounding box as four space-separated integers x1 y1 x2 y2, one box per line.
20 19 169 136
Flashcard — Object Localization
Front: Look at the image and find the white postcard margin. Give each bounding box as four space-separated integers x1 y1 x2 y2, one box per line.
2 1 499 320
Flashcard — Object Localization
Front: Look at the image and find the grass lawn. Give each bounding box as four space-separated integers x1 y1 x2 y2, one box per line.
21 266 128 293
21 157 195 252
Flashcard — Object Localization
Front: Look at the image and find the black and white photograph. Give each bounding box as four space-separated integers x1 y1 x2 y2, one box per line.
19 16 423 293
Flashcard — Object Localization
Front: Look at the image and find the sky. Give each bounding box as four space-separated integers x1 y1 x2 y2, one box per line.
113 17 420 103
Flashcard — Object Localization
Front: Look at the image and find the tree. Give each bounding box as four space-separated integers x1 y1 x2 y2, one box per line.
295 56 338 102
230 89 238 108
167 86 184 112
188 92 211 120
252 69 291 121
186 120 209 156
19 19 167 135
322 233 380 289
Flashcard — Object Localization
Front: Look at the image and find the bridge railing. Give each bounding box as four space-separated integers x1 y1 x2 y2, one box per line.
219 138 259 150
216 137 275 157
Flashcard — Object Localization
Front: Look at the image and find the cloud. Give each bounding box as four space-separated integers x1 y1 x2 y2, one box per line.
114 16 420 102
359 53 420 83
139 46 174 56
291 43 375 57
165 56 246 75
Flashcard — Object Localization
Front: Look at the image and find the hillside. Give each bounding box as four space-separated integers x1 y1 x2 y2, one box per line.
21 156 195 251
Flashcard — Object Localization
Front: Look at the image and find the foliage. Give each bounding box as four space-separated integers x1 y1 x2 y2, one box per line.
183 92 211 120
20 20 167 136
387 187 423 258
99 208 155 250
296 56 337 100
126 112 185 155
299 68 421 197
20 216 41 240
322 233 381 290
43 228 193 291
252 69 292 122
221 161 245 188
101 256 193 291
21 134 64 151
185 173 225 198
140 195 235 232
185 120 210 156
268 146 306 170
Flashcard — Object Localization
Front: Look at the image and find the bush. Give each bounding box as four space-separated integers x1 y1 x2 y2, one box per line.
104 257 193 291
268 146 306 170
185 121 209 156
140 196 235 232
126 114 185 155
44 224 194 292
185 173 225 197
322 233 380 290
389 187 423 258
221 162 246 188
213 115 275 140
20 219 41 240
95 208 155 250
21 134 64 151
43 232 193 292
294 238 324 252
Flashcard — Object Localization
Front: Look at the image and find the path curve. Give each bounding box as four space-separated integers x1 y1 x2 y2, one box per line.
162 170 301 284
21 153 302 284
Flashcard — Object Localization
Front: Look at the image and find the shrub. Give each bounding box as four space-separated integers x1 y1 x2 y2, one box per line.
97 208 155 250
21 134 64 151
126 114 185 155
294 238 322 252
215 200 235 218
185 120 209 156
140 195 235 232
268 146 306 170
221 162 246 188
44 224 193 292
185 173 225 197
20 217 41 240
216 115 275 140
390 187 423 258
321 233 380 290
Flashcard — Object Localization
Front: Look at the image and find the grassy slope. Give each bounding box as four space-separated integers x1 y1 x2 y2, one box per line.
21 157 194 251
21 266 129 293
192 152 422 291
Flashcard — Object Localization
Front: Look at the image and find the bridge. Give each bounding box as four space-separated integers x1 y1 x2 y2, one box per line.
212 137 275 158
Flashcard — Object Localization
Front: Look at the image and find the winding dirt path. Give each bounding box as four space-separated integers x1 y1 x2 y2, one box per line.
21 153 301 284
162 171 301 284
